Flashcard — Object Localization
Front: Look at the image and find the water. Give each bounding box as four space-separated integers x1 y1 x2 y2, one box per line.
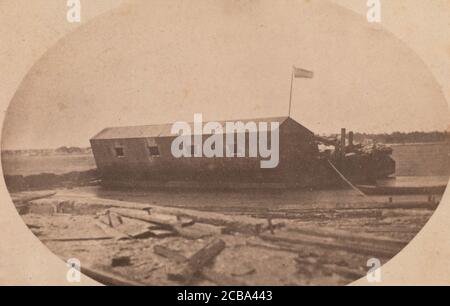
1 154 96 176
2 142 449 178
3 143 448 215
390 142 450 176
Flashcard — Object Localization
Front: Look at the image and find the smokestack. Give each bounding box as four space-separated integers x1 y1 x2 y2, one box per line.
341 128 346 152
348 131 354 149
340 128 346 170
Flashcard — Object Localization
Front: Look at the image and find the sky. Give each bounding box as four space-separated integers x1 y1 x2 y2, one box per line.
2 0 449 149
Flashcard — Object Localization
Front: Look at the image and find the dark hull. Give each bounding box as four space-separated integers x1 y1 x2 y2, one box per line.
99 155 396 190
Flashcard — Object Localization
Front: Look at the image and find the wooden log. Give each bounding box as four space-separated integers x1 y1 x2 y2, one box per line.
110 208 194 228
132 228 175 239
259 231 400 259
179 239 226 277
175 223 224 240
286 227 408 249
30 196 267 234
167 239 226 283
154 244 244 285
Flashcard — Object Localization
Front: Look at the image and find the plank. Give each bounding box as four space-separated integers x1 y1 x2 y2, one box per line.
167 239 226 283
259 231 401 259
175 223 224 240
132 228 175 239
286 227 408 249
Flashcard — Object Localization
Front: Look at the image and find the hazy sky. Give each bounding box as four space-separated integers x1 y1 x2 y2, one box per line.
2 0 449 149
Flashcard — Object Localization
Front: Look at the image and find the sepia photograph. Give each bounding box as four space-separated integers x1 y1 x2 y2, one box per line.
0 0 450 290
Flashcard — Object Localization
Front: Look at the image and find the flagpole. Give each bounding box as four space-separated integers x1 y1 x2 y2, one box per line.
288 66 295 117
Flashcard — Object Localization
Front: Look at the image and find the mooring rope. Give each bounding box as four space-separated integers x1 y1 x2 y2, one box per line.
327 159 367 197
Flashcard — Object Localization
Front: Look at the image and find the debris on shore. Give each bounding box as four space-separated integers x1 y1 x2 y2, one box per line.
12 187 438 285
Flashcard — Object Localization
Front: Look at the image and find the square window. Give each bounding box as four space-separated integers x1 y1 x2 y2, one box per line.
115 147 124 157
148 146 160 157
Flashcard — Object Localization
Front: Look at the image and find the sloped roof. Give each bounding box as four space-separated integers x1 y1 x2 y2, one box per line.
91 116 311 140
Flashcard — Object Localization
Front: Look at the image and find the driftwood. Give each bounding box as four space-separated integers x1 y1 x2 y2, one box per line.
106 209 186 238
29 196 271 234
98 209 191 239
174 223 224 240
166 239 226 283
251 209 383 221
259 231 401 258
109 208 194 228
109 208 224 240
154 244 244 285
286 227 408 249
132 228 175 239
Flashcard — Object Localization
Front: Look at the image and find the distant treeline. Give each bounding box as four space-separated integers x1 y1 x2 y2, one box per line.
352 131 450 144
2 146 92 157
55 146 91 154
2 131 449 157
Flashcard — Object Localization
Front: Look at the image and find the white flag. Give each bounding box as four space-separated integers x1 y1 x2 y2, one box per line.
293 67 314 78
